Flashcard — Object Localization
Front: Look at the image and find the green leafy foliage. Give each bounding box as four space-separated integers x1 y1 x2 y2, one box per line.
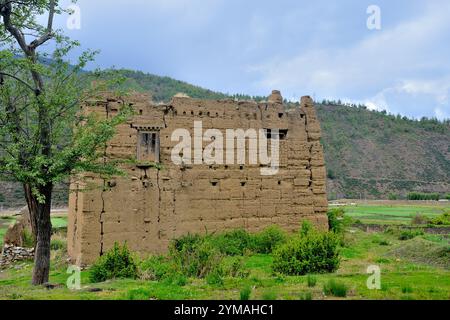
407 193 440 201
323 279 348 297
240 286 252 300
272 224 340 276
307 274 317 287
252 226 287 254
327 208 346 234
90 243 138 283
169 235 222 278
398 230 424 241
138 255 173 281
429 212 450 226
212 229 253 256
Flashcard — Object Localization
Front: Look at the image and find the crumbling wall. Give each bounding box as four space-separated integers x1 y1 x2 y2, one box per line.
68 91 328 265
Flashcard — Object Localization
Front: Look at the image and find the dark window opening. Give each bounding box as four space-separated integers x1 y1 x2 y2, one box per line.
264 129 288 140
278 113 284 118
138 131 160 163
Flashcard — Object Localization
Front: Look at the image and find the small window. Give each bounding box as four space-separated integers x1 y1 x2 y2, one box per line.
138 131 160 163
264 129 288 140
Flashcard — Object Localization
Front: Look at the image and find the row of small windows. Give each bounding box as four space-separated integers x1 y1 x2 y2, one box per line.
169 110 285 119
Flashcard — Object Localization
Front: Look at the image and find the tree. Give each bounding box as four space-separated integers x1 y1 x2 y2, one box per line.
0 0 130 285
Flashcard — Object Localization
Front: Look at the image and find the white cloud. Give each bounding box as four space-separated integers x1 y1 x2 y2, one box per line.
250 1 450 119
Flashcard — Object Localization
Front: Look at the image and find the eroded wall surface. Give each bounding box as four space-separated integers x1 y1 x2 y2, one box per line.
68 92 328 265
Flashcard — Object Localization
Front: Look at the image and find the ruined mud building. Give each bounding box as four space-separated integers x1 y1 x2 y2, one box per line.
68 91 328 265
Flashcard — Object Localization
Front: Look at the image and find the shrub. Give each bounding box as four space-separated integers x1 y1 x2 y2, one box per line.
240 286 252 300
272 228 340 276
299 220 314 237
222 257 249 278
206 268 224 286
446 194 450 200
398 230 424 241
89 242 138 283
170 273 188 286
407 192 439 201
22 229 35 248
307 275 317 287
139 255 173 281
323 279 347 297
212 229 252 256
327 208 346 234
172 233 204 253
429 212 450 226
252 226 286 254
388 193 398 200
50 238 66 251
411 213 429 225
170 236 222 278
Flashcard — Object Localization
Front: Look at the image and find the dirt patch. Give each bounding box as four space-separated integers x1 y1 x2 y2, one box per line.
387 238 450 270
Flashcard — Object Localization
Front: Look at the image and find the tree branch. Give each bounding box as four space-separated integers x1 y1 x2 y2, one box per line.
0 71 37 93
29 0 55 49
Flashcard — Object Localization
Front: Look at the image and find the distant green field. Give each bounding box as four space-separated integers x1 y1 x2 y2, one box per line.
342 204 449 225
0 216 67 247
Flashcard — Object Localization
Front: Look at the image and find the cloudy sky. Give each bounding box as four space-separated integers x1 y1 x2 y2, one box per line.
54 0 450 119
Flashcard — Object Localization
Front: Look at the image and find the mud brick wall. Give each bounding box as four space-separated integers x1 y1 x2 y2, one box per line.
68 92 328 265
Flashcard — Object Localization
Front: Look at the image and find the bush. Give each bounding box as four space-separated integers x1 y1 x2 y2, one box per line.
411 213 429 225
139 255 173 281
323 279 347 297
407 192 439 201
206 268 224 286
327 208 345 234
170 236 222 278
222 256 249 278
398 230 424 241
252 226 286 254
22 229 35 248
212 229 253 256
89 242 138 283
324 279 347 297
272 227 340 276
445 194 450 200
388 193 398 200
240 286 252 300
50 238 66 251
429 212 450 226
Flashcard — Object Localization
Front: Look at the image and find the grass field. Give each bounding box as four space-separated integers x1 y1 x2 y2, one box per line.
339 203 449 225
0 216 67 247
0 203 448 300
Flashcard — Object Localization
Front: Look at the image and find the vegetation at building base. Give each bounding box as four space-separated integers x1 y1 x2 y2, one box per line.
1 202 448 300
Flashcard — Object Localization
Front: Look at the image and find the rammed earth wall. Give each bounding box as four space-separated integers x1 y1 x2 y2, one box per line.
67 91 328 265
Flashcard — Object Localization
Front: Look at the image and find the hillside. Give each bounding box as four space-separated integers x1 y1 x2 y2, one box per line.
0 70 449 208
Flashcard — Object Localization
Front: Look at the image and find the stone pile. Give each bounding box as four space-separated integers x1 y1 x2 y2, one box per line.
0 244 34 268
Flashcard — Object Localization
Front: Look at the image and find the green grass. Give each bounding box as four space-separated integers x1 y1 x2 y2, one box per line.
0 216 66 247
343 204 449 225
0 209 448 300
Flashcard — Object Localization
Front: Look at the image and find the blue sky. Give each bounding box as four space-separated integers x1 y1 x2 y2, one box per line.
55 0 450 119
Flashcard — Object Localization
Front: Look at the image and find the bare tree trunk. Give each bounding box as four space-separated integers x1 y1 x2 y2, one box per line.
28 183 53 285
23 184 38 242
